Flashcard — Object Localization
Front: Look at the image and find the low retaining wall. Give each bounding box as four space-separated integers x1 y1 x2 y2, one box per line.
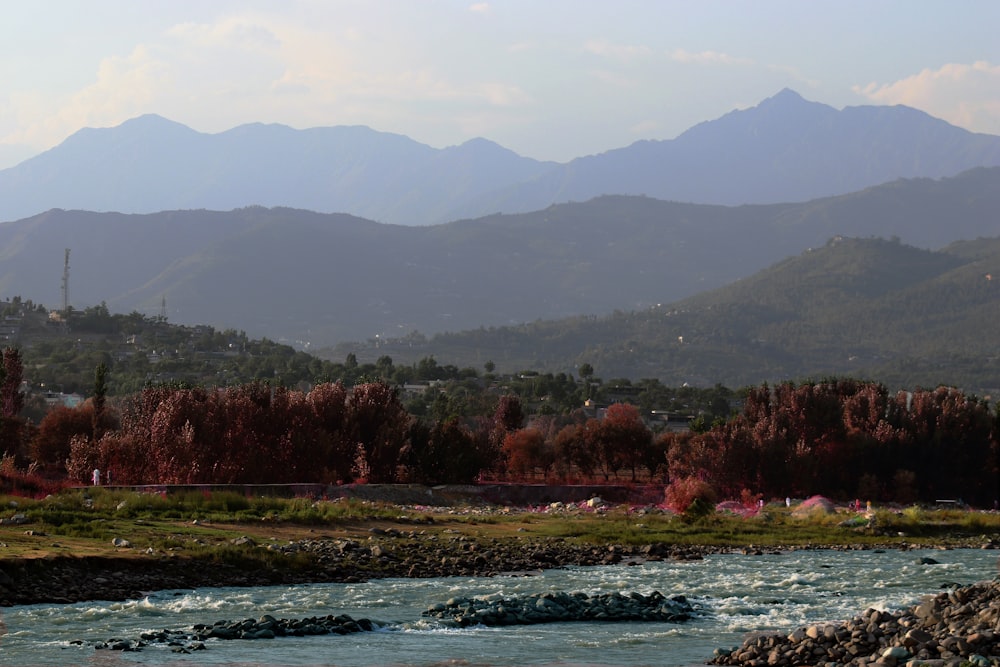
117 483 665 507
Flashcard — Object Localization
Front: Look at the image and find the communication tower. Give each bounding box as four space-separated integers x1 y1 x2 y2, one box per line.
61 248 70 313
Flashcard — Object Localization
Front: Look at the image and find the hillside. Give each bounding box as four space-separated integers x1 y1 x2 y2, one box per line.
1 90 998 226
0 300 347 400
329 236 1000 396
0 169 997 349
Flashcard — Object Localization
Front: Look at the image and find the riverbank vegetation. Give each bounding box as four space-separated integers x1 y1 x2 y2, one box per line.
3 488 999 566
0 313 998 510
3 372 996 508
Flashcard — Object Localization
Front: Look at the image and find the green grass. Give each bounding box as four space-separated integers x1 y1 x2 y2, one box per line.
1 489 417 526
5 490 1000 562
516 505 1000 547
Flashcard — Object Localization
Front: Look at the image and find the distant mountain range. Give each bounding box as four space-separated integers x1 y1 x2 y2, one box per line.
332 235 1000 396
0 168 997 349
2 89 999 225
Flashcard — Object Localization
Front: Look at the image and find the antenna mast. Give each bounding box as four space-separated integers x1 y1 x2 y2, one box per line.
61 248 70 313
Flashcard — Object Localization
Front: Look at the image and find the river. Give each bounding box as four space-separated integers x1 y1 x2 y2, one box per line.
1 548 995 666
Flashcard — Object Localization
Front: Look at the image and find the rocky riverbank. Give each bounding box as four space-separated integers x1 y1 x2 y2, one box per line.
710 578 1000 667
3 526 998 608
0 532 712 606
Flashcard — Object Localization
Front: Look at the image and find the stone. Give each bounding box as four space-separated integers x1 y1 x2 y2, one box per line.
711 578 1000 667
882 646 909 660
112 537 132 548
903 628 932 646
421 590 695 627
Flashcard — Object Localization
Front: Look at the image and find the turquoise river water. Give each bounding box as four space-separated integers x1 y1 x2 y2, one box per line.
0 548 996 667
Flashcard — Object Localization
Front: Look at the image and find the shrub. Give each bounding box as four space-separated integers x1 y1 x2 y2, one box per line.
664 476 718 515
739 488 763 509
0 469 70 498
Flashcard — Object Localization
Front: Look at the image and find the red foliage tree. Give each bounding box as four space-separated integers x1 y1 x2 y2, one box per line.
346 382 408 483
551 420 601 482
0 347 26 459
502 428 547 480
664 475 718 515
31 404 97 476
595 402 652 481
486 394 525 475
894 387 995 502
305 382 351 483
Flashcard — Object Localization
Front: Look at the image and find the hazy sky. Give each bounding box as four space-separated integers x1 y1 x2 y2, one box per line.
1 1 998 168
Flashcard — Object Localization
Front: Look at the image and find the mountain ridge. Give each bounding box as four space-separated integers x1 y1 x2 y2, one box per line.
2 90 999 225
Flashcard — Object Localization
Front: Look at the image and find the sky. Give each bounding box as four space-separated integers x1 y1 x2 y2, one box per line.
1 1 998 169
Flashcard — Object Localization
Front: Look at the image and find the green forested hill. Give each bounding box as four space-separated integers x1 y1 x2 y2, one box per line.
332 236 1000 395
1 168 998 348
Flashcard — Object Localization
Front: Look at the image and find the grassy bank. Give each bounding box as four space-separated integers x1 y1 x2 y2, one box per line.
2 489 998 567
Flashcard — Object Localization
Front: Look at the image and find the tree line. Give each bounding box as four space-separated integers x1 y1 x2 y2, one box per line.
2 349 998 507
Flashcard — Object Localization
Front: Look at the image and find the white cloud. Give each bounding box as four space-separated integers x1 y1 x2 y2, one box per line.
477 83 532 107
669 49 753 67
167 18 281 52
468 3 490 14
2 45 172 150
628 119 661 136
585 39 653 62
854 61 1000 134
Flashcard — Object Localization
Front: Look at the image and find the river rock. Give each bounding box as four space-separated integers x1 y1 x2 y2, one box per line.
711 578 1000 667
90 612 381 651
421 590 695 627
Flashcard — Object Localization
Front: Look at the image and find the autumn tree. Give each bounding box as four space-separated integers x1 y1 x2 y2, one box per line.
305 382 351 483
894 387 995 503
552 420 599 482
486 394 525 475
595 402 652 481
0 347 26 460
502 428 547 480
31 404 95 475
346 381 408 483
28 397 118 478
